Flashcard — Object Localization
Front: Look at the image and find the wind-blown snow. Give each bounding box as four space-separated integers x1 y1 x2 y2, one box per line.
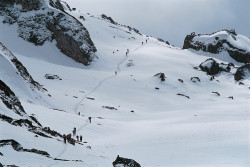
0 6 250 167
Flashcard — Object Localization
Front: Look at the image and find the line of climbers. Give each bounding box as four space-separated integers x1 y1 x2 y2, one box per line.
62 116 92 144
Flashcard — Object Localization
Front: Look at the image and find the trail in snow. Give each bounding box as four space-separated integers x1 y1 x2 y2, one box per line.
47 144 67 167
49 42 144 166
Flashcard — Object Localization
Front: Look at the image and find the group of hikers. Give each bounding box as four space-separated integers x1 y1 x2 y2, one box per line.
62 116 92 144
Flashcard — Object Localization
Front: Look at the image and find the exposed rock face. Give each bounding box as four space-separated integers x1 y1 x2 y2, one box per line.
199 58 234 75
0 80 26 116
183 30 250 64
0 0 97 65
0 42 46 92
234 64 250 81
113 155 141 167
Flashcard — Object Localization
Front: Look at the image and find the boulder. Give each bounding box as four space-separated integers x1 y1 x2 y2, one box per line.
113 155 141 167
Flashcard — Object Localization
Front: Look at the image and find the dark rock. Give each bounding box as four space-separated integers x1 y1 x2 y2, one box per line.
157 38 170 45
0 43 46 91
154 72 166 81
239 82 244 85
29 116 42 127
178 79 184 83
212 91 220 96
0 139 50 157
49 0 64 11
199 58 233 75
113 155 141 167
16 0 41 11
183 30 250 63
234 64 250 81
190 77 200 83
228 96 234 99
45 74 62 80
177 93 190 99
79 15 85 20
0 80 26 116
66 134 76 145
155 87 160 90
102 106 118 110
0 114 14 124
0 152 3 156
86 97 95 100
101 14 117 25
43 127 62 137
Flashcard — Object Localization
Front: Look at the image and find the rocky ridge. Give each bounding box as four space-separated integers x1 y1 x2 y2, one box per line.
183 30 250 64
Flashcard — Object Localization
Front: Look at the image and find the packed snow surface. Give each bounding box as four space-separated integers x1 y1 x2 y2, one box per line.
0 5 250 167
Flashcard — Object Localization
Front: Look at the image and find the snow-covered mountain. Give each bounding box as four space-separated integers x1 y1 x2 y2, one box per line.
0 0 250 167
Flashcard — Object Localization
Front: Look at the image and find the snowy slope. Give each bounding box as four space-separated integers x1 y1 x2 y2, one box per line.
1 3 250 167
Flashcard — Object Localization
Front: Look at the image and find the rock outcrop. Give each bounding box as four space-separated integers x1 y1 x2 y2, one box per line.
183 30 250 64
0 0 97 65
0 80 26 116
199 58 234 75
0 139 50 157
234 64 250 81
113 155 141 167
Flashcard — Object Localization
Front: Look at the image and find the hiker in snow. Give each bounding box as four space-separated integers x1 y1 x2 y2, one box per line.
63 134 67 144
73 127 76 136
115 71 117 75
78 112 80 115
76 135 79 141
126 51 128 56
142 42 144 45
146 39 148 43
88 117 92 123
80 135 83 142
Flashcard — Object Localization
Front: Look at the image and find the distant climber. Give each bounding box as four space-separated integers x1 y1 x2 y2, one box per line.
88 117 92 123
126 51 128 56
76 135 79 141
80 135 83 142
115 71 117 75
78 112 80 115
142 42 144 45
63 134 67 144
73 127 76 136
146 39 147 43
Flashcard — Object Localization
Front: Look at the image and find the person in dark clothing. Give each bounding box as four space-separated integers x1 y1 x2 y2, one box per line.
63 134 67 144
73 127 76 136
142 42 144 45
146 39 147 43
88 117 92 123
76 135 79 141
80 135 82 142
